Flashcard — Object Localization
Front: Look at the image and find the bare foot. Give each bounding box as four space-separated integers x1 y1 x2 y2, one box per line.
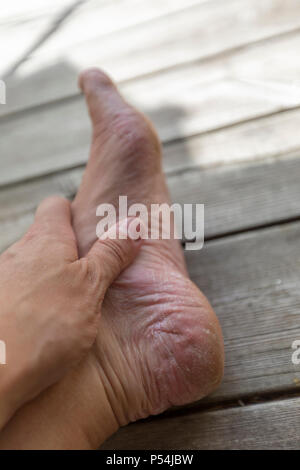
72 69 224 424
0 69 223 449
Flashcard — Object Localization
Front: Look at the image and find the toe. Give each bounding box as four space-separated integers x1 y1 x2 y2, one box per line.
78 68 114 92
79 68 161 168
79 67 127 129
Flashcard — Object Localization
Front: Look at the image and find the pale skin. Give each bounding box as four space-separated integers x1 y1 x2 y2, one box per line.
0 69 224 449
0 197 141 432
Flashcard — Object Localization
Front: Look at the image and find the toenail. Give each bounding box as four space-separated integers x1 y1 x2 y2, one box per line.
79 68 113 91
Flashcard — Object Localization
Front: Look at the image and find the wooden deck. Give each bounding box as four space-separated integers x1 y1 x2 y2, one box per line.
1 0 300 449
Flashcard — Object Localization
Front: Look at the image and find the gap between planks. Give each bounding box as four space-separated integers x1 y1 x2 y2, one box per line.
100 396 300 450
3 0 85 78
1 101 300 187
3 0 300 117
1 161 300 404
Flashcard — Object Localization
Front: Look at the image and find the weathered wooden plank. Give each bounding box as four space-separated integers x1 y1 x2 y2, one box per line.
168 156 300 238
0 0 75 25
101 397 300 450
1 165 300 402
4 0 300 115
0 1 75 76
0 19 51 77
24 0 300 78
36 0 205 52
1 85 300 187
186 221 300 402
1 154 300 252
163 109 300 172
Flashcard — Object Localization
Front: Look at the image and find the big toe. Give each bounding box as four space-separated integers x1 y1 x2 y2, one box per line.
79 68 126 127
79 68 162 178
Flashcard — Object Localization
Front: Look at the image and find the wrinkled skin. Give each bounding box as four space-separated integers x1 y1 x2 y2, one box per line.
0 197 141 431
0 69 224 450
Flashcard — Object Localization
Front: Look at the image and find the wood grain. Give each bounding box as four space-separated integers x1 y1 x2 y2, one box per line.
168 155 300 238
1 93 300 186
36 0 205 53
186 220 300 402
2 0 300 449
0 0 75 76
21 0 300 83
3 2 300 116
1 163 300 403
1 154 300 250
101 397 300 450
